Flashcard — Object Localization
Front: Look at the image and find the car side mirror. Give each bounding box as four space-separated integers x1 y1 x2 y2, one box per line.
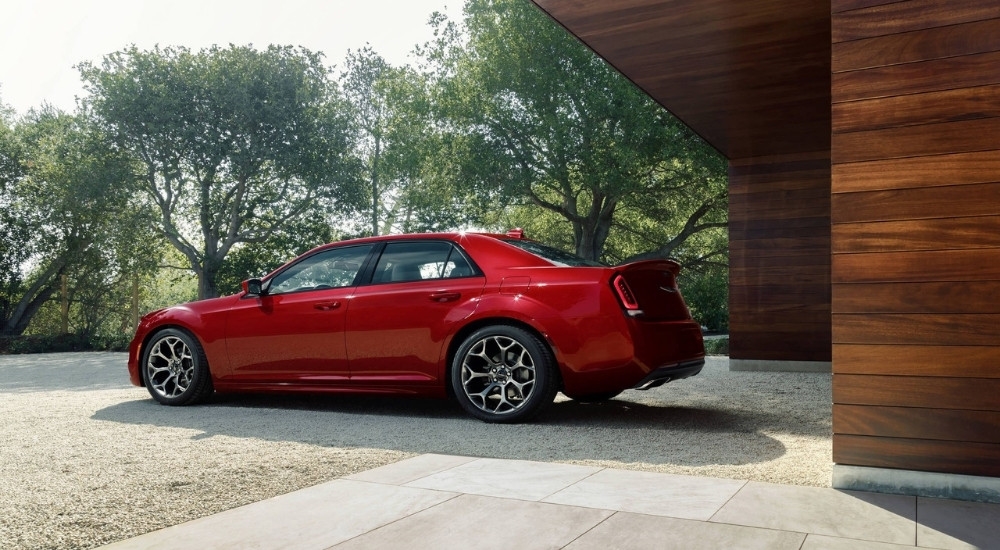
242 278 264 297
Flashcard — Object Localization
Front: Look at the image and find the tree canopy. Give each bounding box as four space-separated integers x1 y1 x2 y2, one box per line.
1 108 145 336
427 0 727 262
80 44 362 298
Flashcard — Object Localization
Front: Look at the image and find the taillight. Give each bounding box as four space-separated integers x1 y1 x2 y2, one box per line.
612 274 643 316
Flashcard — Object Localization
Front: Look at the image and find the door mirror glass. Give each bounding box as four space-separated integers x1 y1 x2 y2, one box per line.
242 278 264 296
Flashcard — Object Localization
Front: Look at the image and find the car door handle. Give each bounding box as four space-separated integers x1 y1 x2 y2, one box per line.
429 292 461 303
313 301 341 311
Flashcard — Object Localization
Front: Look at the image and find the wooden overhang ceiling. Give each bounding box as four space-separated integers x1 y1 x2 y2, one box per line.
528 0 831 160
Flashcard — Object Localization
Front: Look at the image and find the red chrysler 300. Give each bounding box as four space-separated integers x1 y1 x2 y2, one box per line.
127 230 705 422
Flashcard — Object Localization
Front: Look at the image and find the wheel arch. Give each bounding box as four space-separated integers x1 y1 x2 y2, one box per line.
444 317 563 398
136 324 209 388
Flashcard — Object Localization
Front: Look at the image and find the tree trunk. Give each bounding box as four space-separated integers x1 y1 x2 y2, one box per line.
1 260 66 337
130 276 140 334
371 136 382 236
60 274 70 334
195 255 223 300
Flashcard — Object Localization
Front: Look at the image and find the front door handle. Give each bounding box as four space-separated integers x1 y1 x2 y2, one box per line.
313 301 341 311
429 292 461 303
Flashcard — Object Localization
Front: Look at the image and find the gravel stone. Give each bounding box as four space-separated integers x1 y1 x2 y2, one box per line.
0 352 831 549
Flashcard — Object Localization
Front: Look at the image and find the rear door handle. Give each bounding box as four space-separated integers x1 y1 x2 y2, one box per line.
429 292 461 303
313 301 341 311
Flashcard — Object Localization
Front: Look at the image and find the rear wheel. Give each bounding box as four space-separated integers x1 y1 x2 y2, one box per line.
451 325 558 423
142 328 213 405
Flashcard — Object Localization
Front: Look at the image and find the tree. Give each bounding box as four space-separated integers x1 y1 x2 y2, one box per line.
80 44 362 299
342 47 393 236
428 0 727 261
1 107 143 336
341 47 473 236
0 101 30 334
214 213 334 296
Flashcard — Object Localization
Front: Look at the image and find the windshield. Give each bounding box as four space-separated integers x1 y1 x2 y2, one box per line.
502 239 606 267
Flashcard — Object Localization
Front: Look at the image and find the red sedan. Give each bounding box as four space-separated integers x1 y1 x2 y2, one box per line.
127 231 705 422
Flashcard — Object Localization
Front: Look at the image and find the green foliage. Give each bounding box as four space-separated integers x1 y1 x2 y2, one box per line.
0 332 131 354
425 0 727 262
679 266 729 332
214 213 334 295
341 47 476 236
0 109 29 326
80 44 362 298
703 337 729 356
1 107 150 337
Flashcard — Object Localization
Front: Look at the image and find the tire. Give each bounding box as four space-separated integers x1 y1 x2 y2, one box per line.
450 325 558 423
569 391 623 403
142 328 214 406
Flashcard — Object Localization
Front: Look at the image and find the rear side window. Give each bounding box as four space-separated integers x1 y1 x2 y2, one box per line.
502 239 605 267
372 241 477 283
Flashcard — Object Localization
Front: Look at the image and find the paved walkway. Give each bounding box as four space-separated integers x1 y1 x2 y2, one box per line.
102 454 998 549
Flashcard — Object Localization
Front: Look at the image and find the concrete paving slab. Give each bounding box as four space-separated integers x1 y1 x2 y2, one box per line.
543 468 746 520
403 457 601 501
331 493 613 549
345 453 478 486
916 496 1000 550
564 511 806 550
101 479 457 550
801 534 929 550
98 454 998 550
710 482 917 546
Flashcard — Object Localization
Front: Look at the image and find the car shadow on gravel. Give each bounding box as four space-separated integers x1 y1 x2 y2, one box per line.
92 390 797 468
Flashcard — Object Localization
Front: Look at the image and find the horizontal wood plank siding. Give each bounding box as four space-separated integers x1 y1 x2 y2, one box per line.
729 153 830 362
833 50 1000 103
834 344 1000 378
833 282 1000 314
831 183 1000 223
832 0 1000 42
832 151 1000 194
834 405 1000 444
832 1 1000 477
833 435 1000 478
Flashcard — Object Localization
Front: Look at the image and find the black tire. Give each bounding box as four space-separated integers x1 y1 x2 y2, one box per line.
450 325 558 423
569 391 623 403
141 328 214 406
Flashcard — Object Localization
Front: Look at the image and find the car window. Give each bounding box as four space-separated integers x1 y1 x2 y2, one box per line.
502 239 606 267
373 241 476 283
267 245 373 294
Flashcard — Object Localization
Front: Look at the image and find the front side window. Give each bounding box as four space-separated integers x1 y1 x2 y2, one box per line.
373 241 476 283
267 245 373 294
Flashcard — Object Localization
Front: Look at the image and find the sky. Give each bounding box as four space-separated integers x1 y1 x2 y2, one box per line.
0 0 462 115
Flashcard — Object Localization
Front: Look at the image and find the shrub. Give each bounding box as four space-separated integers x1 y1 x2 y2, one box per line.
703 336 729 356
0 333 131 354
680 267 728 332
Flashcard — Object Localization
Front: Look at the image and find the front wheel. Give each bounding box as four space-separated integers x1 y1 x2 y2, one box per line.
451 325 558 423
142 328 214 406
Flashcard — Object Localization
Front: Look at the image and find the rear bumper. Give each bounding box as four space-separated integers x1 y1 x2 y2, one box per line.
632 358 705 390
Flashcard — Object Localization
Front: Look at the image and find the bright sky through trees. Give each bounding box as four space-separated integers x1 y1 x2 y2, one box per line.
0 0 459 114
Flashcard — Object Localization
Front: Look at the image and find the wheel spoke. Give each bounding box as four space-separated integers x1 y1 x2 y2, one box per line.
146 335 195 400
460 335 536 416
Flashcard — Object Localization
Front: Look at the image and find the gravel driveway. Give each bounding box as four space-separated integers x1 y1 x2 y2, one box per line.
0 352 831 549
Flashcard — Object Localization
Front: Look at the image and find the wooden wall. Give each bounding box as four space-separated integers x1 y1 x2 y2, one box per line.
729 153 831 362
831 0 1000 477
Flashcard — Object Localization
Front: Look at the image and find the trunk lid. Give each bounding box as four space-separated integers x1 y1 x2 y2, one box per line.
614 260 692 321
